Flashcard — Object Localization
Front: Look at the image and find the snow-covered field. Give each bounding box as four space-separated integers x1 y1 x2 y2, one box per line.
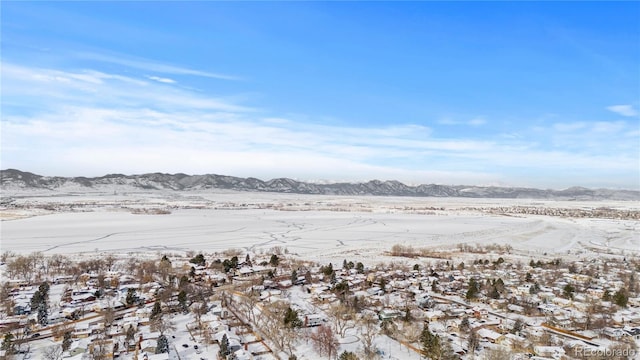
2 191 638 261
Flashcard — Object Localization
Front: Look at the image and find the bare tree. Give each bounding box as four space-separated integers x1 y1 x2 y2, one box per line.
42 345 63 360
124 325 136 352
100 306 116 330
235 291 259 324
89 339 109 360
0 282 15 317
328 303 355 337
0 251 15 264
310 325 339 359
103 254 117 272
253 300 302 355
7 255 33 280
606 338 638 360
150 316 176 336
358 313 379 359
483 348 511 360
400 321 422 343
48 254 69 275
467 329 479 357
192 301 208 336
50 322 74 341
256 301 297 353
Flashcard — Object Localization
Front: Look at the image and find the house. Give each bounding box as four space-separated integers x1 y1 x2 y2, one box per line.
236 267 254 277
139 339 156 354
74 323 91 338
602 327 625 340
378 309 402 321
88 338 114 359
507 304 525 314
476 328 505 344
13 305 29 315
624 327 640 340
472 306 488 319
534 346 565 359
416 293 434 309
214 331 242 352
424 310 445 322
208 320 226 333
304 314 324 327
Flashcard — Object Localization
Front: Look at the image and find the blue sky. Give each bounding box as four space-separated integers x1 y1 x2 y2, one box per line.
1 2 639 189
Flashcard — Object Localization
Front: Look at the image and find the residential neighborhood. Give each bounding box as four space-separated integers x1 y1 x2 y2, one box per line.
1 246 638 360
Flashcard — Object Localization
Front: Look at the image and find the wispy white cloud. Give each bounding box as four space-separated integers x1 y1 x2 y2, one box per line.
468 117 486 126
76 51 241 80
552 122 586 132
2 62 638 189
1 63 249 112
438 117 487 127
147 75 176 84
607 104 638 117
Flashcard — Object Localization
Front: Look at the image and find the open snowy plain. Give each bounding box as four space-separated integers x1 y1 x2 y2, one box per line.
2 190 638 262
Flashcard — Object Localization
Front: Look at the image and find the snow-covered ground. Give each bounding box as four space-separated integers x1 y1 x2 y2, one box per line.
1 192 638 262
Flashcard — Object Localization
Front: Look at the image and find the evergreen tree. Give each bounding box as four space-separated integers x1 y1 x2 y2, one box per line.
1 333 14 353
356 262 364 274
613 289 629 308
563 284 575 299
283 306 302 328
62 331 73 351
125 326 136 350
39 282 50 300
489 286 500 299
189 253 206 266
30 290 43 311
223 259 232 273
379 278 387 293
269 254 279 267
156 334 169 354
338 351 359 360
126 288 138 306
38 303 49 326
219 334 230 357
460 317 470 331
178 290 188 313
230 256 239 269
334 280 349 300
420 326 442 359
466 278 480 300
150 301 162 321
511 318 524 334
179 275 189 288
529 282 540 295
321 263 334 276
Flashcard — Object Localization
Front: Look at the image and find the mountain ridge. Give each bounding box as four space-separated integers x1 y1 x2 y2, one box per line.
1 169 638 200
